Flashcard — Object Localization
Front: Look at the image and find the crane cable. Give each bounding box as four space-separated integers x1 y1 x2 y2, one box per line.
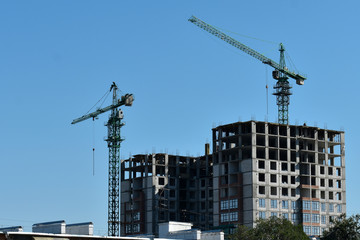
266 65 269 120
92 117 95 176
216 26 278 45
86 86 113 176
285 51 299 74
210 26 278 60
85 88 111 115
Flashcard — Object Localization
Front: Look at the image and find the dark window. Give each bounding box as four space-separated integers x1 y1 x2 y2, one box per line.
271 187 277 195
320 179 325 187
291 164 295 172
282 175 288 184
170 178 176 186
259 173 265 182
270 162 277 170
282 188 288 196
291 176 296 184
170 190 175 197
271 174 277 183
259 186 265 195
258 160 265 169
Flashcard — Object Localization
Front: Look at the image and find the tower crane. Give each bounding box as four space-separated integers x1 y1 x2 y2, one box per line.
71 82 134 236
189 16 306 124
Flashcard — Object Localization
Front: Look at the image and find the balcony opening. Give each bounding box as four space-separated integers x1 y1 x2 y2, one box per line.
291 176 296 184
258 160 265 169
282 188 288 196
270 161 277 170
259 186 265 195
271 174 277 183
282 175 288 184
259 173 265 182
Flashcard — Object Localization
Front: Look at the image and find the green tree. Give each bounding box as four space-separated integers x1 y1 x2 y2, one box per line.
321 214 360 240
230 217 308 240
229 224 254 240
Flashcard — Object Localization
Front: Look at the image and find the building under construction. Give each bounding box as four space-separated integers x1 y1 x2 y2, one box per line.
120 151 213 236
120 120 346 238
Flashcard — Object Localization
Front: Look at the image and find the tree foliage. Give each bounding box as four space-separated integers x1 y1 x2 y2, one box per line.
321 214 360 240
230 217 308 240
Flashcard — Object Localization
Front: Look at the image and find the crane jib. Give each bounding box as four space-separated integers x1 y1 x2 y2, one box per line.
71 94 134 125
188 16 306 84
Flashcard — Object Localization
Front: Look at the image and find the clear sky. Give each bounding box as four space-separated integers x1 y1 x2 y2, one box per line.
1 0 359 235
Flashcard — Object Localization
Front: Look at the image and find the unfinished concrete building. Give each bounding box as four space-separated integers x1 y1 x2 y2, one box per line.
212 120 346 237
120 120 346 238
120 151 213 236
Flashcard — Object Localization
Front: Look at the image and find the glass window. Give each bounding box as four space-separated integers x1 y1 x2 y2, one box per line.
259 198 266 208
303 213 311 223
283 213 289 220
303 226 311 235
221 200 229 210
321 215 326 224
230 212 238 221
292 213 298 222
337 204 342 213
133 212 140 221
259 211 266 219
321 203 326 212
312 214 320 223
271 199 277 208
312 201 319 211
133 224 140 233
126 224 132 233
221 213 229 222
229 199 238 209
271 212 277 217
291 201 298 210
282 200 289 209
303 200 311 210
329 203 334 212
312 226 320 235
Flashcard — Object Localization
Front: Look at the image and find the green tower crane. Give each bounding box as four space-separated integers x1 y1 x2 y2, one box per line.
189 16 306 124
71 82 134 236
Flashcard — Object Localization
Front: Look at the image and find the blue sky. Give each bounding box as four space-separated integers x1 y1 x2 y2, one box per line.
1 0 359 235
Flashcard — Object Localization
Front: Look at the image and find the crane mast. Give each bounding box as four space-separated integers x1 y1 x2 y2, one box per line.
274 43 291 125
188 15 306 124
72 82 134 236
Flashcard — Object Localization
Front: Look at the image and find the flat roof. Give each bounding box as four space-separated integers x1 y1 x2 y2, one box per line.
212 120 344 133
0 232 149 240
66 222 93 227
33 220 65 226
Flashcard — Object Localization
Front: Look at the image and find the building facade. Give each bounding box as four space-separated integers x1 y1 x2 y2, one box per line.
212 120 346 236
120 120 346 238
120 152 213 236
